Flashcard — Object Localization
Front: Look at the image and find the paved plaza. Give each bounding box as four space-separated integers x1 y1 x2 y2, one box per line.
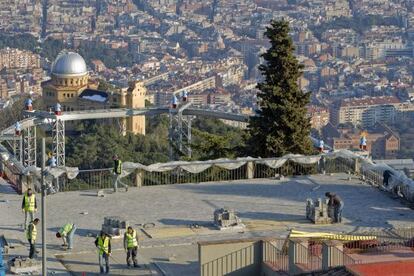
1 173 414 275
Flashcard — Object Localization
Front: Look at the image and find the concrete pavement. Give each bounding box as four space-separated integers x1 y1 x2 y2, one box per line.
1 173 414 275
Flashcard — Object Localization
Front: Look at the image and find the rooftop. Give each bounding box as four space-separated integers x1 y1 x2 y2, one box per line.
1 173 414 275
340 96 401 108
51 51 88 78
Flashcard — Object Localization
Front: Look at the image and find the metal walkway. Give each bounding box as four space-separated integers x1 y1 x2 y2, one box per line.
20 107 250 122
0 106 250 166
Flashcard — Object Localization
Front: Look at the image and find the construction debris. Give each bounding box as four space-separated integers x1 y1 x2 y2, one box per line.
102 216 129 238
306 198 333 224
96 190 105 197
214 208 245 230
9 257 41 274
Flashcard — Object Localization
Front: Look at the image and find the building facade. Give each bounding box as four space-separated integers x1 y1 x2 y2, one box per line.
331 96 401 128
42 51 146 135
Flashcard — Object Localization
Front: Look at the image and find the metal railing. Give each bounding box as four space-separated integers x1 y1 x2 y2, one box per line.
345 227 414 254
330 245 361 267
200 244 255 276
61 156 356 191
295 241 323 272
262 240 289 273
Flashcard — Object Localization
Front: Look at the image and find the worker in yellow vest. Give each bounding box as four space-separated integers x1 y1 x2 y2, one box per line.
95 231 111 274
113 154 128 192
21 188 37 230
123 226 140 268
27 218 39 259
56 223 77 250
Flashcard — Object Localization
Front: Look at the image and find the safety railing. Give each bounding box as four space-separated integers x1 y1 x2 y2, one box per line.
262 239 289 273
62 155 358 191
295 242 323 272
330 245 361 267
345 227 414 254
200 244 256 276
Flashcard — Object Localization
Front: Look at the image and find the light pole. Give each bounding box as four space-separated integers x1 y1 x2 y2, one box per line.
41 138 47 275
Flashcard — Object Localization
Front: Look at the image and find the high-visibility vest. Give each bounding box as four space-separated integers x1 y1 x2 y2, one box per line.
114 160 122 174
126 230 138 248
23 194 36 212
26 222 37 241
59 223 73 236
97 236 110 255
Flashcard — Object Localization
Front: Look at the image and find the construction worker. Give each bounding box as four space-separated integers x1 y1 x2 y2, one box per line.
124 226 140 268
95 231 111 274
113 155 128 192
383 169 394 187
325 192 344 223
27 218 39 259
21 188 37 230
56 223 77 250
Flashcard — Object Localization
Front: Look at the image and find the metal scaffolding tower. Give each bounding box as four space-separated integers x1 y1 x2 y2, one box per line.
169 103 192 160
23 126 37 167
13 136 23 162
52 119 65 166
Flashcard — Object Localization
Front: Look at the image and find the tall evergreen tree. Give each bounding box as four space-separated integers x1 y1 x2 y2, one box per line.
246 20 313 157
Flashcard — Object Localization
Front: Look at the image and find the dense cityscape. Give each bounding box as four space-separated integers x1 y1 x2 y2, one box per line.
1 0 414 275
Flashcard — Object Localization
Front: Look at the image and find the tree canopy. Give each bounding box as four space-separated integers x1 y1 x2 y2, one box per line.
245 20 313 157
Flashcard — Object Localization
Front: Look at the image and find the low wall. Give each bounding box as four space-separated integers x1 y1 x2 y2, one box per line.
199 238 263 276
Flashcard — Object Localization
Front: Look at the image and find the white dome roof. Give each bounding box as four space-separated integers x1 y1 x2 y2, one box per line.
51 51 87 77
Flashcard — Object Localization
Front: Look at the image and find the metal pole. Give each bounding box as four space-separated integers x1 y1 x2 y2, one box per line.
41 138 47 275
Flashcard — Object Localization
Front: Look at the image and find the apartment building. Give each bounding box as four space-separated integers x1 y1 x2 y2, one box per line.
330 96 401 128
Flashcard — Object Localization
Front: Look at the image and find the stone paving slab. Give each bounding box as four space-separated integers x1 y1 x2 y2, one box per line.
2 174 414 275
56 249 160 275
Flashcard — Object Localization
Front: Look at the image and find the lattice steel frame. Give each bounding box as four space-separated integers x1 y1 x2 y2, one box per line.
169 106 192 160
52 119 65 166
13 136 23 162
23 126 36 167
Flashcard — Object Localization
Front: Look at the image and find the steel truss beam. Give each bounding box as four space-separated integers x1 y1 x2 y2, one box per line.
52 119 65 166
23 126 36 167
169 103 193 160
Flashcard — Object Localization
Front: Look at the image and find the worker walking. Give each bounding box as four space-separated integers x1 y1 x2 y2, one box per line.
22 188 37 230
124 226 140 268
325 192 344 223
113 155 128 192
27 218 39 259
56 223 77 250
95 231 111 274
383 169 394 187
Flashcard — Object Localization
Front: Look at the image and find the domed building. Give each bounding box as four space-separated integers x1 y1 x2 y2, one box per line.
42 51 146 135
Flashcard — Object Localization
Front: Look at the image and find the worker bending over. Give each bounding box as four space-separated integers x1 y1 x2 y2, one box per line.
124 226 140 268
56 223 77 250
325 192 344 223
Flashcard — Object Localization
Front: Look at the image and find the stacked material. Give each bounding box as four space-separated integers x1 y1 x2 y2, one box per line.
102 216 129 237
214 208 244 230
9 257 41 274
306 198 333 224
